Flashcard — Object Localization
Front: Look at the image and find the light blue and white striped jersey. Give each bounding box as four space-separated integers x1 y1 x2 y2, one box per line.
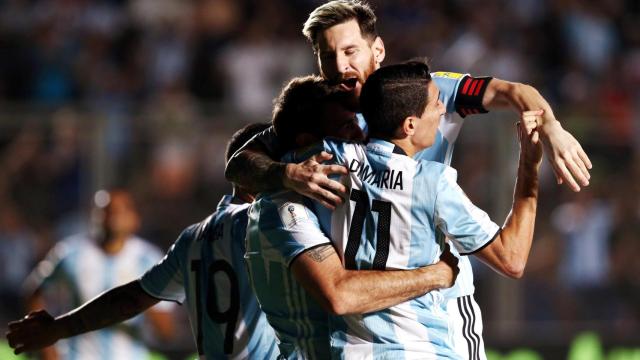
139 195 279 360
415 72 484 300
251 72 482 300
29 234 171 360
362 72 483 300
245 71 492 358
287 138 500 359
245 192 332 360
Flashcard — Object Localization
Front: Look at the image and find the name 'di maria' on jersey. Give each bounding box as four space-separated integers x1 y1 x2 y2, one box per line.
349 159 404 190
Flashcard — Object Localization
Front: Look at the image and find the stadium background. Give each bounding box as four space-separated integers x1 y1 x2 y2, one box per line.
0 0 638 359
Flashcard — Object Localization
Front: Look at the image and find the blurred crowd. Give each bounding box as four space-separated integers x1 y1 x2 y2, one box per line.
0 0 638 356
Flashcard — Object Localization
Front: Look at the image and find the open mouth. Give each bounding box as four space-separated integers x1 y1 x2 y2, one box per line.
340 78 358 91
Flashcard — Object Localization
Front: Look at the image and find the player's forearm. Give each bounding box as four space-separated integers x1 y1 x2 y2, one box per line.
484 80 557 127
225 147 286 192
493 161 539 278
293 247 452 316
54 281 156 339
331 263 451 315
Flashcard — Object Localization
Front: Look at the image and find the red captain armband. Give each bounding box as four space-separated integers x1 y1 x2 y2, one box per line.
455 76 493 118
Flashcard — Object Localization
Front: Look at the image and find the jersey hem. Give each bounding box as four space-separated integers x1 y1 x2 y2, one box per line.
459 227 501 255
138 280 184 305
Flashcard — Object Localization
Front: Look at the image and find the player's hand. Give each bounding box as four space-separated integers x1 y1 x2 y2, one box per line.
517 115 543 169
521 110 542 142
434 244 460 289
537 117 591 192
6 310 61 354
283 151 348 210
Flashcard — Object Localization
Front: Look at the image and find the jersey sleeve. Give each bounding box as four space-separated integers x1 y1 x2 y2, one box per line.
139 225 198 304
258 193 332 267
434 166 501 255
431 71 492 118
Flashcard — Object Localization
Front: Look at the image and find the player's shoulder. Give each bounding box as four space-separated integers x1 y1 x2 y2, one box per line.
178 218 212 245
415 160 458 183
42 237 75 266
53 234 93 257
431 71 467 81
255 190 304 212
323 136 360 146
324 137 366 158
223 201 251 220
254 190 314 226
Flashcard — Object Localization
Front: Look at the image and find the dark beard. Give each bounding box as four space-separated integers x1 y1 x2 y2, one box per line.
347 56 377 112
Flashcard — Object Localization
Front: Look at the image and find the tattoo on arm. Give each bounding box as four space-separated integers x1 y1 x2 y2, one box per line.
228 149 285 192
305 245 334 263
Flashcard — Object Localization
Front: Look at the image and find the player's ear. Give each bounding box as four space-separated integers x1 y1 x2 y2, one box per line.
401 116 416 137
372 37 385 66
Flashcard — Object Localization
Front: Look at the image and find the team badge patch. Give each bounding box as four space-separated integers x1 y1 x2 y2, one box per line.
433 71 464 79
278 202 309 229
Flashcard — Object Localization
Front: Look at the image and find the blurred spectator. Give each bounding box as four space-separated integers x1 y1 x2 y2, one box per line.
0 203 38 326
551 188 614 321
22 189 175 360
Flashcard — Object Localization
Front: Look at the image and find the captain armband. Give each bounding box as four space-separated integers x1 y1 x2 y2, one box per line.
455 76 493 118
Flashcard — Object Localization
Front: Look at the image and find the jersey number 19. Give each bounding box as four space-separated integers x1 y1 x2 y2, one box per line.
190 259 240 355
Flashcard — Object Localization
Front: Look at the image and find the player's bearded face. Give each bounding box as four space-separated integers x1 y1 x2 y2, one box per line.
316 19 383 110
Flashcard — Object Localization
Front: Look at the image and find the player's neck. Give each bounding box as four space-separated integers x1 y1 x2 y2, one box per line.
389 138 419 158
232 187 255 204
101 235 127 254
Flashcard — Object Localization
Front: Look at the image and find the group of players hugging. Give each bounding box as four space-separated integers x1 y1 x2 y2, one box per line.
7 1 591 359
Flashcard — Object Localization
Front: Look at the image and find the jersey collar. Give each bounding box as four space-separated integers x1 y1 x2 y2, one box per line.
217 194 234 209
366 138 408 156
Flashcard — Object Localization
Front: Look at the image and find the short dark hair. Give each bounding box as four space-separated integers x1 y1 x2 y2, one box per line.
272 75 345 151
303 0 377 53
226 122 271 163
360 61 433 139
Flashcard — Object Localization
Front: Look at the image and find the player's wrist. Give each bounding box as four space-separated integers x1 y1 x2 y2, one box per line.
515 170 539 199
54 313 82 339
538 117 561 135
427 262 453 289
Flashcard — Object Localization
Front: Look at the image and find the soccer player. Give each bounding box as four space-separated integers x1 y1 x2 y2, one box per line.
283 61 542 358
245 75 461 359
11 189 174 360
6 123 280 360
225 0 590 206
227 1 588 358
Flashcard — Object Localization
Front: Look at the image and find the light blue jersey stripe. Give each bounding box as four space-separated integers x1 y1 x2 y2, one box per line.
245 193 330 359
